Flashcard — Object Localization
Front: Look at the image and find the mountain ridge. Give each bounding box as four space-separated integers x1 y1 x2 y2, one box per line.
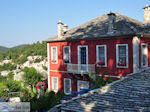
0 46 9 53
0 44 28 54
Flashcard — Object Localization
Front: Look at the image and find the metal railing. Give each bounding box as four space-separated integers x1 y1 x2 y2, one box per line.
67 64 95 74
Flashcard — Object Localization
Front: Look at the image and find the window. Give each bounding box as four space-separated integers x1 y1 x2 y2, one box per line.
52 77 58 92
116 44 128 68
51 47 57 64
77 80 89 92
64 78 71 94
63 46 71 64
96 45 107 67
141 43 148 67
78 46 88 71
78 46 88 64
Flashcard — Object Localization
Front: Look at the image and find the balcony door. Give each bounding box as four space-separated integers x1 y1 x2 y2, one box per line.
78 46 88 72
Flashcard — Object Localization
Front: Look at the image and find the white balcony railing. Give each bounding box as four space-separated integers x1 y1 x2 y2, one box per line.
67 64 95 74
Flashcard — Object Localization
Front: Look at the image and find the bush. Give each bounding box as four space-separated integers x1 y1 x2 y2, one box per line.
34 58 41 63
7 72 14 80
89 69 115 89
0 75 7 82
23 67 43 98
6 80 22 92
0 82 8 101
0 80 23 101
0 63 16 71
23 67 43 87
42 66 47 71
17 55 27 64
21 89 32 102
31 91 64 111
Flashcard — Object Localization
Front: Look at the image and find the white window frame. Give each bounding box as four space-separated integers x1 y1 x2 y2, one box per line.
78 45 88 65
96 45 107 67
52 77 58 92
116 44 128 68
64 78 71 94
63 46 71 64
78 45 88 72
51 46 58 64
141 43 148 67
77 80 89 92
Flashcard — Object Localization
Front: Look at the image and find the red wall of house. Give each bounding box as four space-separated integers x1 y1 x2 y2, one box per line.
48 37 133 91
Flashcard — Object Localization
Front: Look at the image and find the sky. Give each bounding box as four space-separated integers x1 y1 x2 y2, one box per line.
0 0 150 48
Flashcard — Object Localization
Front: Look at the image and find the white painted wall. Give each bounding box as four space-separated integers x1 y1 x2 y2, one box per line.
133 36 140 73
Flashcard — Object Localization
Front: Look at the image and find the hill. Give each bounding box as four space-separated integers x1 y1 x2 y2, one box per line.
0 42 47 64
10 44 28 50
0 44 28 54
0 46 9 53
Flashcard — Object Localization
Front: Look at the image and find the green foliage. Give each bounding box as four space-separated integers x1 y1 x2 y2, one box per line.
21 89 32 102
7 72 14 80
17 55 28 64
0 75 7 82
23 67 43 88
0 63 16 71
31 91 64 111
89 68 115 89
42 66 47 71
0 82 7 90
0 82 8 101
0 80 23 101
34 58 41 63
0 42 47 64
6 80 22 92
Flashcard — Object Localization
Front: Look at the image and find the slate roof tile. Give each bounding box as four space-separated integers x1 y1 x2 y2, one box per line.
46 13 149 42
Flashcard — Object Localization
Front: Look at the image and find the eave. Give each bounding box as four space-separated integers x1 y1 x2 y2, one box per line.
45 33 138 43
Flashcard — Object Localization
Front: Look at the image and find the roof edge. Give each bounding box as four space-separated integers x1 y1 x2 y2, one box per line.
45 33 137 43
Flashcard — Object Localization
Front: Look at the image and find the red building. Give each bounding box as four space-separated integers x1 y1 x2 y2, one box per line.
45 6 150 94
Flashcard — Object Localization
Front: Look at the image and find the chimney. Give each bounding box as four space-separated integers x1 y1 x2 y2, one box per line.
107 12 116 33
57 21 68 38
143 5 150 23
63 24 68 33
57 20 64 38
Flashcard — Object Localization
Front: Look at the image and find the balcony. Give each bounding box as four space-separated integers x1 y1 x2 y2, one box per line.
67 64 95 74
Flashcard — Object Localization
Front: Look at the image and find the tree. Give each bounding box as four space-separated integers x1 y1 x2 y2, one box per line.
23 67 43 92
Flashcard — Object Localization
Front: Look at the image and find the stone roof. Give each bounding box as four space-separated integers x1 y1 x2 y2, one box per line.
49 68 150 112
45 13 150 42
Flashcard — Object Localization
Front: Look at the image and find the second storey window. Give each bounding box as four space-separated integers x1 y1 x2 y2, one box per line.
63 46 71 64
51 47 57 64
116 44 128 68
96 45 107 67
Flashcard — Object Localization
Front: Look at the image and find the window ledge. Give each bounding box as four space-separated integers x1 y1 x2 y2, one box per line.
116 66 128 68
64 92 71 95
51 62 57 64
